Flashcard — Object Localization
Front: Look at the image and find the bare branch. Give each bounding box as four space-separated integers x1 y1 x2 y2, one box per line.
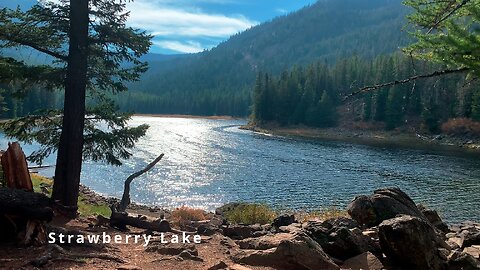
427 0 471 34
117 154 164 212
344 67 469 100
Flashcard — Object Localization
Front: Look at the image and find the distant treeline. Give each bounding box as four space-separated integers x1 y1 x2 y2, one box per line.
251 54 480 132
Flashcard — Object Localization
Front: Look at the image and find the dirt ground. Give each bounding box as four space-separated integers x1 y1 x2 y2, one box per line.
0 213 273 270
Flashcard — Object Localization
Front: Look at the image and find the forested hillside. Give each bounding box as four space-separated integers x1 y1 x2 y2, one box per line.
251 54 480 132
119 0 409 116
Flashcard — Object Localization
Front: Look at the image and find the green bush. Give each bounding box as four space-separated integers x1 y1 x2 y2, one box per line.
221 202 276 225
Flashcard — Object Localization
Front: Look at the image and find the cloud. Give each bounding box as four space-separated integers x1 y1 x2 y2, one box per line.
153 40 207 53
126 0 257 52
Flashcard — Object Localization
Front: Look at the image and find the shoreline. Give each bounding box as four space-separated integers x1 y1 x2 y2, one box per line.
240 123 480 157
133 113 244 120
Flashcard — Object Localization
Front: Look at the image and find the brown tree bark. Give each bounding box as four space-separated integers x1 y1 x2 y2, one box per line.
51 0 89 218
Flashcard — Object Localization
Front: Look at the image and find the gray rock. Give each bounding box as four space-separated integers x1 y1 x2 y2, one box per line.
379 215 447 270
348 187 427 227
341 251 384 270
448 250 480 270
232 233 339 270
222 224 261 240
418 205 449 233
272 214 296 228
304 219 369 260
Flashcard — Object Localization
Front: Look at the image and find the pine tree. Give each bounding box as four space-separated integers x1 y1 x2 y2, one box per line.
0 0 151 215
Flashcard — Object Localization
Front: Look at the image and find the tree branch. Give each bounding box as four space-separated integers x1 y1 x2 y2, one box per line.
117 154 164 212
344 67 469 100
2 35 68 61
427 0 471 34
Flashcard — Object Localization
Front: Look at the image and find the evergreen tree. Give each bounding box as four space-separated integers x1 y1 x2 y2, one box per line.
0 0 151 215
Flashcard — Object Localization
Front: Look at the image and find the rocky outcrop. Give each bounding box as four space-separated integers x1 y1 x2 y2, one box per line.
347 187 427 227
378 215 448 270
232 233 339 270
303 218 370 260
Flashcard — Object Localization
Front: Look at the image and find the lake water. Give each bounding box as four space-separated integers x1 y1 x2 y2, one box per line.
1 116 480 223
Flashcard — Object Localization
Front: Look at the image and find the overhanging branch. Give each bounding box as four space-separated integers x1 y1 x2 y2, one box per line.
344 67 469 100
3 35 68 61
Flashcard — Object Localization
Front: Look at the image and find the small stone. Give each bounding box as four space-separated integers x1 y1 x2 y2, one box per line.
117 265 142 270
207 261 228 270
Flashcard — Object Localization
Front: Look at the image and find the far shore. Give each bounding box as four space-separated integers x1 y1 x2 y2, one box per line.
241 123 480 157
133 113 245 120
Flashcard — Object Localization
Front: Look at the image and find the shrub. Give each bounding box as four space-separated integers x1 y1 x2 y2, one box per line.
222 203 276 225
171 206 207 229
441 118 480 138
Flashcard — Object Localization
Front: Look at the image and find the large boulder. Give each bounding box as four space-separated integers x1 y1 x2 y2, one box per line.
378 215 448 270
303 218 369 260
347 187 427 227
232 233 339 270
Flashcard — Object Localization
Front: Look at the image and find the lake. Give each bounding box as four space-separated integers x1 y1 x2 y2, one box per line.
1 116 479 223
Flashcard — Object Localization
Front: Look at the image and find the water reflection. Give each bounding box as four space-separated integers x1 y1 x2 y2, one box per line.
1 116 479 223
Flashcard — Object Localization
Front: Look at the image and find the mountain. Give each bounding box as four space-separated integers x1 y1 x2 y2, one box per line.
122 0 411 116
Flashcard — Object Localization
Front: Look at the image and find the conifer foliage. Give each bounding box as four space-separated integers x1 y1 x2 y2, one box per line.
0 0 152 215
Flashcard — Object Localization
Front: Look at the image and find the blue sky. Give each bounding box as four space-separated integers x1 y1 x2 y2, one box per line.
124 0 317 54
3 0 316 54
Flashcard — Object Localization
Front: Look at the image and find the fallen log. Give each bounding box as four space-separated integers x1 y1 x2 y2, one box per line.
0 188 53 244
0 188 53 221
110 209 171 232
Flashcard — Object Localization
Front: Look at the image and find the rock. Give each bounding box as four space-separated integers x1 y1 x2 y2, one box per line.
448 251 480 270
347 187 427 227
145 242 198 256
341 251 384 270
418 205 449 233
207 261 229 270
117 265 142 270
463 246 480 259
178 250 203 262
236 233 292 250
222 224 263 240
461 230 480 248
378 215 447 270
197 223 220 236
220 236 238 249
232 233 339 270
272 214 296 227
278 223 302 234
321 217 359 230
303 220 369 260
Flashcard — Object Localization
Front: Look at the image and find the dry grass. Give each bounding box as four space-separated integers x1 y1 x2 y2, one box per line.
441 118 480 138
171 206 207 229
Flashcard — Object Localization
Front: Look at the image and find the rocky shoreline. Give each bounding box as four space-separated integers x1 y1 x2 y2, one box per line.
240 124 480 155
78 184 480 270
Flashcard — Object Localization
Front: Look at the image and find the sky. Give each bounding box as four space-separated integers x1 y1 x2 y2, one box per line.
2 0 317 54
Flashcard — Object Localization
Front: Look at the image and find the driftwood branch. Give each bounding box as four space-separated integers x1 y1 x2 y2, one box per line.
344 67 469 100
116 154 164 212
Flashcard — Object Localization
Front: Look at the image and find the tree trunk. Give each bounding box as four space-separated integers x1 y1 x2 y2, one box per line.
51 0 89 218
